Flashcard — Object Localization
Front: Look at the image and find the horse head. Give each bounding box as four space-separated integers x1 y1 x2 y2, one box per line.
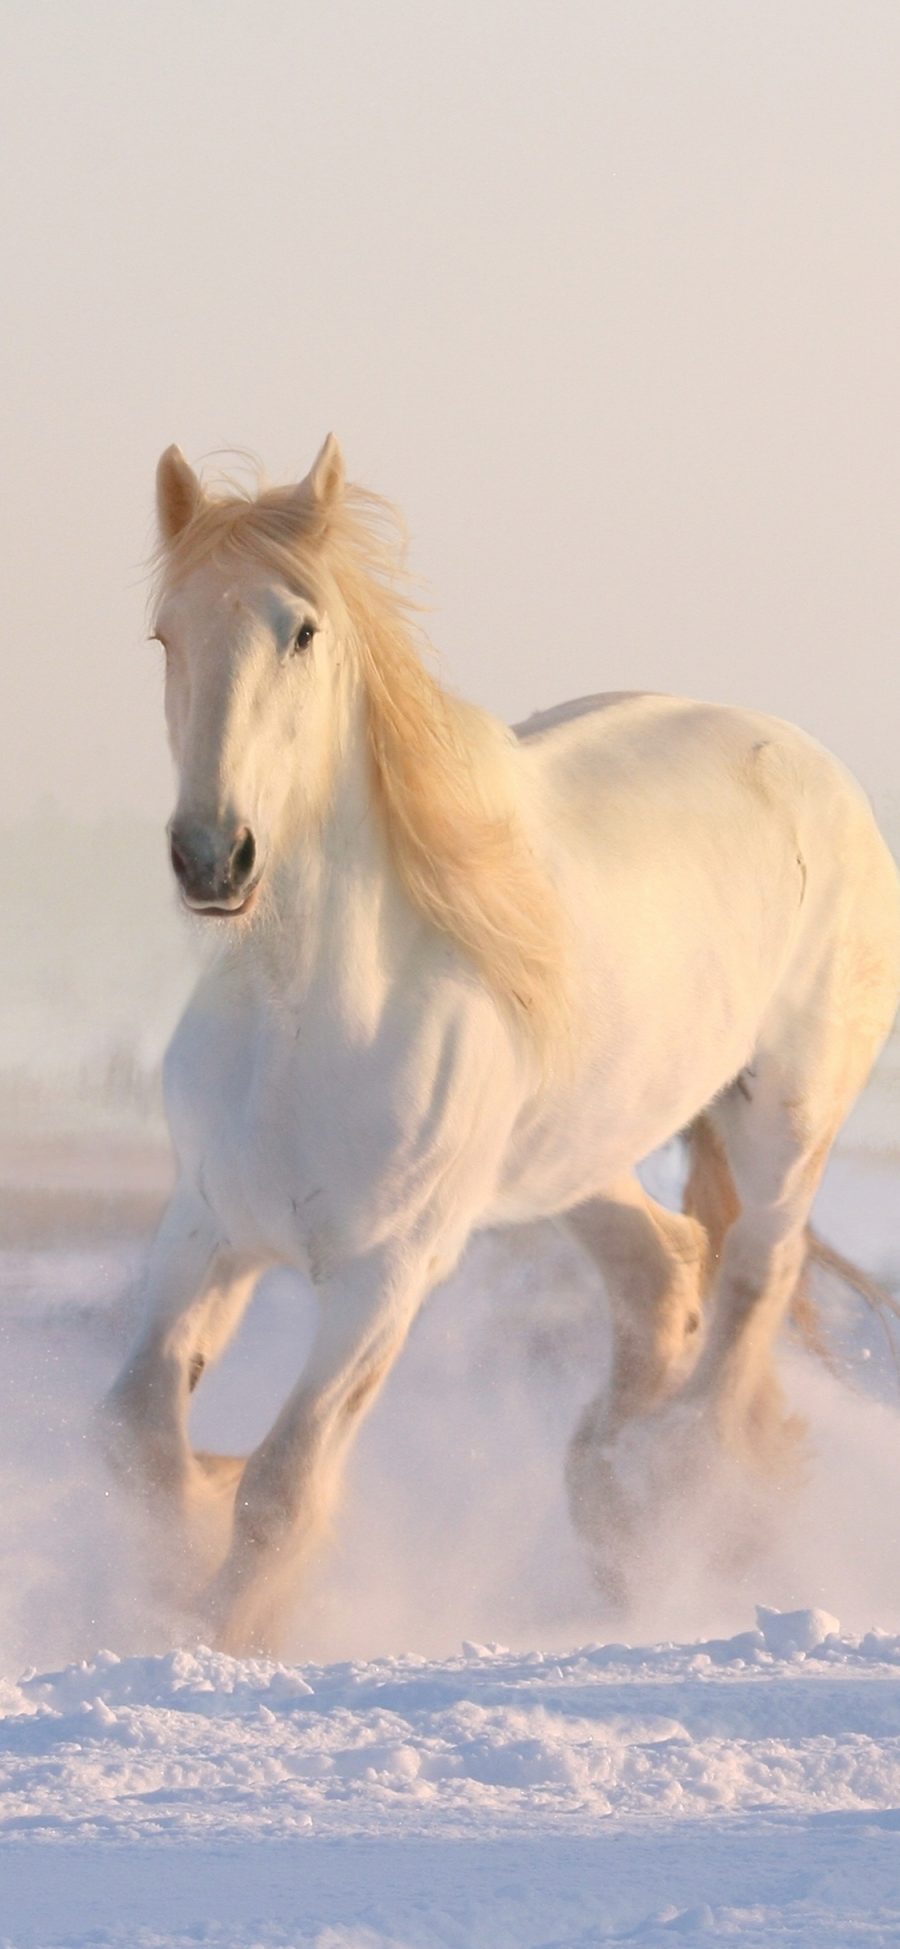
152 435 348 918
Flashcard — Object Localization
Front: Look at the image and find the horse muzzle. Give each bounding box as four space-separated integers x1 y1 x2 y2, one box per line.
168 818 261 917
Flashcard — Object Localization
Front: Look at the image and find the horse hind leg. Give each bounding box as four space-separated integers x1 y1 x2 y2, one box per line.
563 1175 708 1595
683 997 894 1474
677 815 900 1472
683 1112 740 1286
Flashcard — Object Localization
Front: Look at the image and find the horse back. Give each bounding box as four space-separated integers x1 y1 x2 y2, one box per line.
516 688 900 1060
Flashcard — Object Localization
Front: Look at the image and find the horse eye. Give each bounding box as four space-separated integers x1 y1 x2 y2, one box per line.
293 623 317 654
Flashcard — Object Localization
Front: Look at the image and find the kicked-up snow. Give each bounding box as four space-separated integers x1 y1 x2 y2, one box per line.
1 1122 899 1945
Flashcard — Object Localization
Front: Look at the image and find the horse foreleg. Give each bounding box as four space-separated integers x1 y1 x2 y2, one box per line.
101 1184 263 1517
202 1248 428 1656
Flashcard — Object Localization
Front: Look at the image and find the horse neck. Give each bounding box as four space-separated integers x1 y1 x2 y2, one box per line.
250 694 421 1013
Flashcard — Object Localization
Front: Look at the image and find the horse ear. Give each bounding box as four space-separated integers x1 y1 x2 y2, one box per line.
301 433 345 512
156 445 206 543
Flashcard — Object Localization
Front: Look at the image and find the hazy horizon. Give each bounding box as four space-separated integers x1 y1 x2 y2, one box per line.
2 0 900 827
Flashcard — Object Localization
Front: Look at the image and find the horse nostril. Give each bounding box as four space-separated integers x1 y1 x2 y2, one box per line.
169 831 188 883
231 827 256 889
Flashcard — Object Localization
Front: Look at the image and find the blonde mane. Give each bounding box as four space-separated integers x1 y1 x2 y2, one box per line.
156 472 568 1057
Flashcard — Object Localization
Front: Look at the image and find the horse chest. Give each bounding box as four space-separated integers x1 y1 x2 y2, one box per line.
203 1037 359 1258
175 990 473 1268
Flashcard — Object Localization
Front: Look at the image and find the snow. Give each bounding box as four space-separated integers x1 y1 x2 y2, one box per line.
1 1079 899 1944
8 1616 900 1847
4 1625 900 1945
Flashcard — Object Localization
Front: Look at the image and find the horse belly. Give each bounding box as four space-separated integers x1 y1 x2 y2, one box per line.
489 1038 735 1224
488 873 801 1222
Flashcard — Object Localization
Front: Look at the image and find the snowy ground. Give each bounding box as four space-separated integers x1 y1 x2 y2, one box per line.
1 1120 899 1946
5 1619 900 1948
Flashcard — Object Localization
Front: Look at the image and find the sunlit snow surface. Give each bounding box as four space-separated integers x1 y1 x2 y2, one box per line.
1 1132 900 1947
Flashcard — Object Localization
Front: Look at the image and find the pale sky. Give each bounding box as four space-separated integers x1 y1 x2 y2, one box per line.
3 0 900 824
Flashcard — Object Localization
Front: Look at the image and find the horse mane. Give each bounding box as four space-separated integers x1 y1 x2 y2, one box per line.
155 471 569 1059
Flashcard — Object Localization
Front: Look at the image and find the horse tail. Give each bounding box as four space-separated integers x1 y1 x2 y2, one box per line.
804 1228 900 1383
684 1115 900 1378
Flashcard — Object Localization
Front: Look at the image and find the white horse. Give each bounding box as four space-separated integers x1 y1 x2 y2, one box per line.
104 435 900 1653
